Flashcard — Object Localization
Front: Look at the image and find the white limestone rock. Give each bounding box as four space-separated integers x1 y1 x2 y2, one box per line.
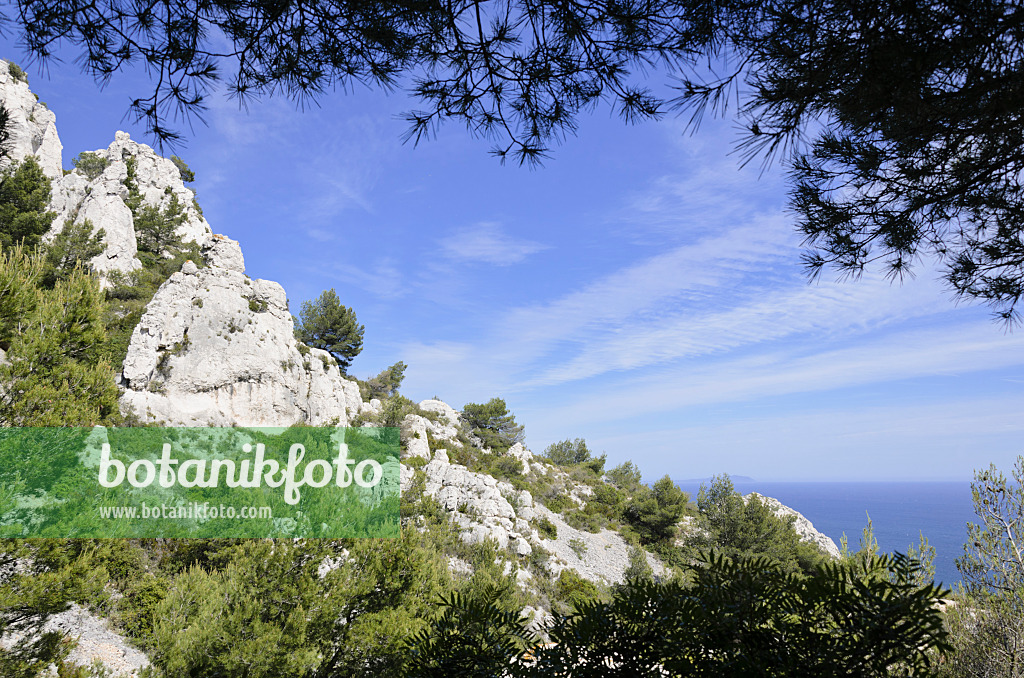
745 492 841 559
119 264 362 426
0 603 150 677
0 61 63 180
419 399 462 445
506 442 533 474
419 399 460 424
202 234 245 272
422 456 531 554
48 131 213 276
402 414 431 460
399 463 415 494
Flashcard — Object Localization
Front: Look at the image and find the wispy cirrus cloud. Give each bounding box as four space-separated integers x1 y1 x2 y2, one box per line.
441 222 548 265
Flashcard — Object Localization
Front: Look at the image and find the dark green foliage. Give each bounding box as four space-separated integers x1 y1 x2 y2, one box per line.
623 475 689 546
170 155 195 183
359 361 407 400
134 193 188 257
533 516 557 540
0 540 107 676
543 437 591 465
116 573 168 643
530 552 950 677
404 585 536 677
543 438 608 475
40 219 105 288
0 104 11 161
0 156 56 251
295 288 364 373
0 247 121 426
693 474 825 573
405 551 949 677
462 397 525 454
71 151 109 180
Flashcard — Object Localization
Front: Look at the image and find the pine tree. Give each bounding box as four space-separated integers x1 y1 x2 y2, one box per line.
0 247 120 426
295 289 364 373
0 156 56 250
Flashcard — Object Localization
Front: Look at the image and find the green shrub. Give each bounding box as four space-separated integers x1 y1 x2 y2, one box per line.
7 61 27 83
72 151 110 180
405 455 428 469
116 573 168 643
170 155 195 183
532 516 557 540
462 398 524 454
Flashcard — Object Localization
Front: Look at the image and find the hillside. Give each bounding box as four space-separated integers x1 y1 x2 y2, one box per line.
0 61 850 676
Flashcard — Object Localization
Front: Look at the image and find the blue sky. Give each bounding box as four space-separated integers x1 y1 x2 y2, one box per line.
12 49 1024 482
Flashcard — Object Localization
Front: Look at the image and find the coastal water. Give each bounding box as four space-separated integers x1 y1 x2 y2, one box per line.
674 481 976 589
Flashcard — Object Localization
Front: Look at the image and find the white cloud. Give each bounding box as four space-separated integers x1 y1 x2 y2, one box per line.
442 222 547 265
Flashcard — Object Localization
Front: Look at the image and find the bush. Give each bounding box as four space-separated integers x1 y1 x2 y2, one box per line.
532 516 557 540
40 219 105 288
623 475 688 546
607 460 643 490
72 151 110 180
0 156 57 250
358 361 406 401
7 61 27 83
170 155 195 183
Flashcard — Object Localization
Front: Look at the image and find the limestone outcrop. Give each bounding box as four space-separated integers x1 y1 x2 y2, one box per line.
0 63 62 180
119 251 362 426
48 130 212 275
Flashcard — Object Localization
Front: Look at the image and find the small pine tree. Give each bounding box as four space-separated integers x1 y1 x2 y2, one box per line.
0 248 120 426
295 289 364 373
40 219 105 288
461 398 525 453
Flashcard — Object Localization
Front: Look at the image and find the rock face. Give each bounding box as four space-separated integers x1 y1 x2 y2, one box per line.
119 248 362 426
48 130 212 275
0 62 63 180
746 492 842 559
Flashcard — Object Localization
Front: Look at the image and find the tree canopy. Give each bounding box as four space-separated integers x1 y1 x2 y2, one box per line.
6 1 1024 317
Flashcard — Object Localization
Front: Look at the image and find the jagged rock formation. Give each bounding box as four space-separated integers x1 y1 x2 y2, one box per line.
119 244 362 426
400 410 666 584
0 65 63 180
0 62 362 428
746 492 842 559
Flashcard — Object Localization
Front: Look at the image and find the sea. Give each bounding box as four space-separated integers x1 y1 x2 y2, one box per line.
673 481 976 589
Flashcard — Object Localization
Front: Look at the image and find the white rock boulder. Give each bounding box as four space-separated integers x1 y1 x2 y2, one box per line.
119 263 362 426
